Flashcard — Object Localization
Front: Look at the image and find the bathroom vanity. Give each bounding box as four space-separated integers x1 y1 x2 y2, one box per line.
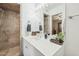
22 35 64 56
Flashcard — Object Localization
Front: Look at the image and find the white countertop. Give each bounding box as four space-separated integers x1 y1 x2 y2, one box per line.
23 35 62 56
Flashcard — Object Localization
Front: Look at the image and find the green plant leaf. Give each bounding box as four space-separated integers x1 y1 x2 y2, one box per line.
57 32 64 41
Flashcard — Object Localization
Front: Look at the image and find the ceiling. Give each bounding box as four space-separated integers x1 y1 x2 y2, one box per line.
47 3 62 10
0 3 64 13
34 3 64 12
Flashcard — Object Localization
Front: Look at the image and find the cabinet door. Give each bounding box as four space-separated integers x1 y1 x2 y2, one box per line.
23 39 43 56
23 44 31 56
23 39 32 56
54 46 64 56
31 47 44 56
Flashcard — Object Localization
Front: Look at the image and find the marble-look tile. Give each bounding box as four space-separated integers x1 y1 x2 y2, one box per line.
0 10 20 56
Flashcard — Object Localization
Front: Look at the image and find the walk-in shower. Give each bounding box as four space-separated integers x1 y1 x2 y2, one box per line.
0 4 20 56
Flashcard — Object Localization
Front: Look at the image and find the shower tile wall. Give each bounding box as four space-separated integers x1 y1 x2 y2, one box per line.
0 9 20 56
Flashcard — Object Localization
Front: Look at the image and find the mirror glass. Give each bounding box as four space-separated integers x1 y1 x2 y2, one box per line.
52 13 62 35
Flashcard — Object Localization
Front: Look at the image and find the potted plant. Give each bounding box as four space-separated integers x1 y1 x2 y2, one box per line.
57 32 64 43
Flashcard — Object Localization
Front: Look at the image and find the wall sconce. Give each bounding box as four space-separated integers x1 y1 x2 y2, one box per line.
27 21 31 32
39 25 42 31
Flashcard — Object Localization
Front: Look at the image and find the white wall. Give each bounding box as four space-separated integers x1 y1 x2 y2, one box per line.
21 3 35 36
21 4 44 55
65 3 79 56
21 4 44 36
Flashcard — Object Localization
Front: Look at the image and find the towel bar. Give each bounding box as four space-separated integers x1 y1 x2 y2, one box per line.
69 14 79 19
